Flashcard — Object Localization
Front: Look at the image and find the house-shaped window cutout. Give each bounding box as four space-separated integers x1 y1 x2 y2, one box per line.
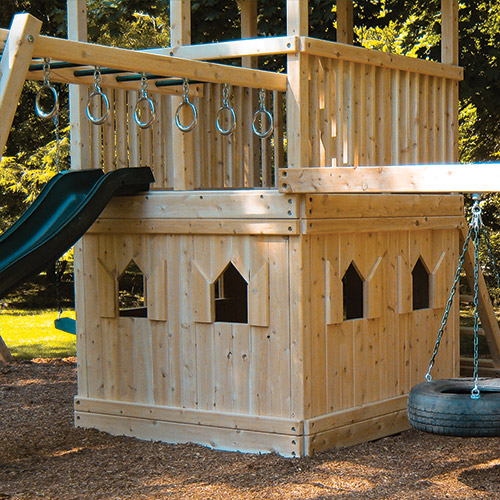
342 262 364 320
118 260 147 318
214 262 248 324
412 257 430 310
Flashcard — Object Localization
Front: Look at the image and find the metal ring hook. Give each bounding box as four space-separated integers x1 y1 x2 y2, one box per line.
252 108 274 138
133 73 156 129
86 67 110 125
216 105 236 136
175 79 198 133
175 101 198 133
86 90 110 125
35 83 59 120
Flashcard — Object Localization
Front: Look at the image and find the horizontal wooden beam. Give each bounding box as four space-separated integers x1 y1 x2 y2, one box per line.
89 218 300 235
76 397 303 435
99 190 300 219
300 37 463 81
146 36 299 60
303 216 464 234
279 164 500 193
0 23 287 91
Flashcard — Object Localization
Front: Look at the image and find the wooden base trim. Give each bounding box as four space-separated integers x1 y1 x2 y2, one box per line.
304 395 408 434
75 411 303 457
305 409 410 455
75 397 411 457
75 397 303 435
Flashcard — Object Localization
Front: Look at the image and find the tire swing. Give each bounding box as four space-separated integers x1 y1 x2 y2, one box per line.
407 195 500 437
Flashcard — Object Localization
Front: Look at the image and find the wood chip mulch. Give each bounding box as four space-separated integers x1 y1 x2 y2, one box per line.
0 359 499 499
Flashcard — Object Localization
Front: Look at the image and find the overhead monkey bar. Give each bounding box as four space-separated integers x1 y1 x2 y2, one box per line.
27 60 205 95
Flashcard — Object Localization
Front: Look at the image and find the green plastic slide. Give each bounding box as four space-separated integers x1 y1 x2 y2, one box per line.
0 167 154 298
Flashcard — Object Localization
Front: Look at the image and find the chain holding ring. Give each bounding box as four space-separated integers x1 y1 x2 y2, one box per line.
35 84 59 120
86 67 110 125
216 105 237 136
35 58 59 120
175 79 198 133
252 108 274 138
252 89 274 138
216 83 236 136
134 73 156 129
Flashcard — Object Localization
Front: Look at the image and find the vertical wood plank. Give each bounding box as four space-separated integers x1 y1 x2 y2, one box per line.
195 322 214 410
289 235 309 420
268 237 291 417
441 0 459 65
337 0 354 44
115 88 128 169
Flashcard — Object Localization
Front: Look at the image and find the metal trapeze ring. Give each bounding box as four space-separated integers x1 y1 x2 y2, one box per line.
216 105 236 136
175 100 198 133
134 95 156 129
35 84 59 120
86 89 110 125
252 108 274 139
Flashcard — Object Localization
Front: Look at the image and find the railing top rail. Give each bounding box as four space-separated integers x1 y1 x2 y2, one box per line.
300 37 463 81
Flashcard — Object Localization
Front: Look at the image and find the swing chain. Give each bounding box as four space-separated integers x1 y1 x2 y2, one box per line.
425 195 484 400
425 224 472 381
222 82 230 107
55 260 67 320
93 66 103 92
53 111 60 170
42 58 51 86
471 195 482 399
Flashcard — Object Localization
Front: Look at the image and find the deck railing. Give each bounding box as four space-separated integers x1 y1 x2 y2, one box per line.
1 18 464 192
299 38 462 169
88 84 285 190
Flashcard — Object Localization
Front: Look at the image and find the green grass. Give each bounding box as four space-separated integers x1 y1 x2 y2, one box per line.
0 309 76 360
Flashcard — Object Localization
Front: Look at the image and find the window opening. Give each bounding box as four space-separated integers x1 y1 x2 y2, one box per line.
214 262 248 323
118 259 147 317
342 262 364 320
412 257 430 310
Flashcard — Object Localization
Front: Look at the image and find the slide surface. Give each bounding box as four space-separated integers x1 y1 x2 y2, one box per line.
0 167 154 298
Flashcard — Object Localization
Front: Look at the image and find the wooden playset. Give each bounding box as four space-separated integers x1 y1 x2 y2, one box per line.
1 0 499 456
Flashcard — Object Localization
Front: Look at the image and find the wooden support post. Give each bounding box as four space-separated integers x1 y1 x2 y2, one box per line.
286 0 309 169
460 224 500 368
441 0 459 65
337 0 354 45
67 0 91 170
171 0 194 190
441 0 459 162
0 13 41 155
237 0 258 68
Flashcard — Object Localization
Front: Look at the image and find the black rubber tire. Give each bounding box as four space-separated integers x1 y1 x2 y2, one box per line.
407 378 500 437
